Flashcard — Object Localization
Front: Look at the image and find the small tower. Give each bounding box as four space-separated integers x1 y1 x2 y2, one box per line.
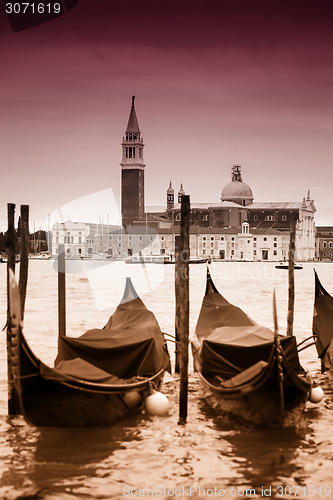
178 182 185 203
121 96 145 227
167 181 174 210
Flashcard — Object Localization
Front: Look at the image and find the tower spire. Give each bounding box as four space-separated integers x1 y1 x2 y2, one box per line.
126 95 140 133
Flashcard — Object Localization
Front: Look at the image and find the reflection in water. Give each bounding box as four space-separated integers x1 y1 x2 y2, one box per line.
0 415 143 499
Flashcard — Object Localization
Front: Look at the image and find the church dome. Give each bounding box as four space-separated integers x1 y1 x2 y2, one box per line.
221 165 253 206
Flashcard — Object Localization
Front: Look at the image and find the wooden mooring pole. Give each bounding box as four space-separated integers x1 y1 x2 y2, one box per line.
19 205 29 320
6 203 19 415
175 195 190 424
58 244 66 337
287 216 297 336
174 235 181 374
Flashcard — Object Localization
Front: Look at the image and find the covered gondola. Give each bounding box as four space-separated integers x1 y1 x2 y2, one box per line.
191 269 313 427
8 272 171 427
313 270 333 383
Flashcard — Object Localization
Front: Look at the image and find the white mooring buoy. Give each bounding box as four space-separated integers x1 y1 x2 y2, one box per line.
309 386 324 404
144 391 169 416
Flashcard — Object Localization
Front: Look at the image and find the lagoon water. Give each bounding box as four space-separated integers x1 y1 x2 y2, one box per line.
0 261 332 500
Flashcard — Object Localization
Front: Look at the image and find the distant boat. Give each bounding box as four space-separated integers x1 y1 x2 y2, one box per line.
1 256 20 263
275 262 303 270
125 255 172 264
164 256 207 265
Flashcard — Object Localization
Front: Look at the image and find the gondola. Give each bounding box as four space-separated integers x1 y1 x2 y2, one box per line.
191 269 313 427
312 270 333 385
8 271 171 427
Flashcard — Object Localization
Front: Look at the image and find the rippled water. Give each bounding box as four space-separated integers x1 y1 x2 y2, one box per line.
0 261 333 499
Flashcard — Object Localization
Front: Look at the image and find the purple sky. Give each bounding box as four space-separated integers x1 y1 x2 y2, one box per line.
1 0 333 229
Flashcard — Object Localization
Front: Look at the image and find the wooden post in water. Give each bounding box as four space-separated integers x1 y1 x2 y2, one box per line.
19 205 29 320
58 244 66 337
6 203 19 415
174 235 181 373
176 195 190 423
287 216 297 336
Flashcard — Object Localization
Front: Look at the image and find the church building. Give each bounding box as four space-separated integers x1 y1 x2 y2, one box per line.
121 97 316 261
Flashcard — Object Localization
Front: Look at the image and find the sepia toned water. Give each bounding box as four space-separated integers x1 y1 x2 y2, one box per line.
0 261 333 500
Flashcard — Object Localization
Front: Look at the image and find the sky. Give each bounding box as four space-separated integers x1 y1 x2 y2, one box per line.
1 0 333 230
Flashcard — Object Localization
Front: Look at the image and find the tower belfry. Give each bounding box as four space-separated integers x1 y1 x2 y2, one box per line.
121 96 145 226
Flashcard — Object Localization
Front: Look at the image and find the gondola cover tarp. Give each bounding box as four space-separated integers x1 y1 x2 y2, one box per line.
55 297 171 378
199 326 301 379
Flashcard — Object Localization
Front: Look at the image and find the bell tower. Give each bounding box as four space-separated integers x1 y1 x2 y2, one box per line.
167 181 174 210
121 96 145 227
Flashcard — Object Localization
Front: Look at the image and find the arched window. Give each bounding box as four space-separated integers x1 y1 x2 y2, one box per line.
202 214 208 221
264 215 276 221
175 213 181 221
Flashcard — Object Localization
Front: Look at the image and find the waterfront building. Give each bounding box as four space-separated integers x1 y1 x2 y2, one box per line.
315 226 333 261
52 221 90 258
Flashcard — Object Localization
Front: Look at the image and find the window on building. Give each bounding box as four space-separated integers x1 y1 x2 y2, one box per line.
211 242 214 247
254 237 257 241
263 237 267 241
324 241 327 248
203 242 206 247
253 250 256 256
282 215 287 221
254 215 258 221
203 249 206 255
231 249 234 256
220 236 224 241
274 250 277 255
231 237 234 241
274 237 277 241
264 215 276 221
211 236 214 240
175 213 181 221
274 243 277 247
202 214 208 221
330 242 332 248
